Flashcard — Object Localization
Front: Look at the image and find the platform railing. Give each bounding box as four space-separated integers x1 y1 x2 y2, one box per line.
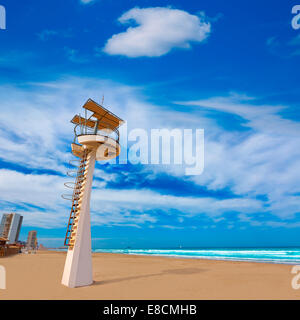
73 120 120 144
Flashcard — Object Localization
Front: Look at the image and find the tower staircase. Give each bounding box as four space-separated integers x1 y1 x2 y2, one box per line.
62 147 93 250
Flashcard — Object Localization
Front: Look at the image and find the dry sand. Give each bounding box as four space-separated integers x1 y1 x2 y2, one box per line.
0 251 300 300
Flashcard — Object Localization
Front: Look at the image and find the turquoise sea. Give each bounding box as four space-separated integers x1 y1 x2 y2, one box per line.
93 248 300 264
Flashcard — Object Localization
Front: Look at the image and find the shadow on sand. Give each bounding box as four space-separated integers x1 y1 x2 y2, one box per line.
92 268 207 286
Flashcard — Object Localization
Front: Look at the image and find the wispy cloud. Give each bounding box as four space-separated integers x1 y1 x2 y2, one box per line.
80 0 97 5
266 34 300 57
103 7 211 57
37 29 58 41
288 34 300 46
64 47 89 63
37 29 73 41
0 78 299 231
178 94 300 218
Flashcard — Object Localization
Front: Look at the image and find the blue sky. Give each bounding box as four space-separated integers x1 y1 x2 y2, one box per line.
0 0 300 248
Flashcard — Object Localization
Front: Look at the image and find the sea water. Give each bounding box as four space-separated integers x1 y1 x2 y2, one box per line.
93 248 300 264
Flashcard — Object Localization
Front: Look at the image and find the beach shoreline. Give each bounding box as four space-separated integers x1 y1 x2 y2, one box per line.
50 247 300 265
0 251 300 300
94 252 300 265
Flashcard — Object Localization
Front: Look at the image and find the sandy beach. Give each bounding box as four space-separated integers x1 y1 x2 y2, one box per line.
0 251 299 300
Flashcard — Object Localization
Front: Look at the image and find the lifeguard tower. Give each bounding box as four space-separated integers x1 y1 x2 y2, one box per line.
61 99 124 288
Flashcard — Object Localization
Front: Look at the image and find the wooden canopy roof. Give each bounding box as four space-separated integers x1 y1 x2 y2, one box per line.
71 99 124 130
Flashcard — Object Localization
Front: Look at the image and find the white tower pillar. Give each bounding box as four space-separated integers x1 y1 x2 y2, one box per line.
61 98 124 289
62 148 96 288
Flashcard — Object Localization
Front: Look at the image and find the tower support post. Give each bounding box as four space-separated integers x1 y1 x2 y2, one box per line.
62 148 96 288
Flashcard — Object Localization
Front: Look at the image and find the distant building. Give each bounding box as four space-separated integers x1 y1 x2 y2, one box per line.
0 213 23 244
26 230 38 250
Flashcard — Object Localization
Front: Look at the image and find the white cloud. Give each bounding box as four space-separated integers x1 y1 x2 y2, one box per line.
178 94 300 218
103 7 211 57
0 167 262 229
0 77 146 174
91 188 262 218
0 169 263 228
0 77 299 230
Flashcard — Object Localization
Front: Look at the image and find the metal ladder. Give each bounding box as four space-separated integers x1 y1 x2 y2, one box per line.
62 148 91 249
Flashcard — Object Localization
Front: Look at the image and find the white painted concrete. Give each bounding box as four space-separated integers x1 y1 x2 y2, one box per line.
61 149 96 288
78 135 120 160
62 134 120 288
0 265 6 290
